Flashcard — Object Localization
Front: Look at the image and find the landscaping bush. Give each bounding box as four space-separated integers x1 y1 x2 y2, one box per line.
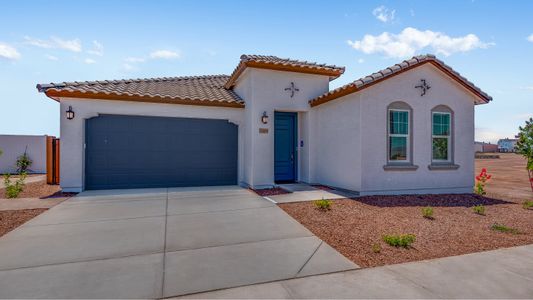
314 198 332 211
16 149 32 173
474 168 492 195
3 173 27 199
382 234 416 248
372 243 381 253
422 206 434 219
472 204 486 215
515 117 533 192
491 223 519 234
523 200 533 210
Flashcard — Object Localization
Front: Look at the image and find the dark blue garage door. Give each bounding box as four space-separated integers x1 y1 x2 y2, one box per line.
85 114 238 190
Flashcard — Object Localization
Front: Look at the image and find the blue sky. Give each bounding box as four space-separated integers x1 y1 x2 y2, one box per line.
0 0 531 142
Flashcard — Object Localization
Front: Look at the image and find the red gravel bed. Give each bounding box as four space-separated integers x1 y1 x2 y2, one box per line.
0 209 47 237
251 187 290 197
0 181 62 199
311 184 334 191
279 194 533 268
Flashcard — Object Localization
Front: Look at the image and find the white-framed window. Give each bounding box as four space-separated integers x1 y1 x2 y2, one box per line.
388 109 410 162
432 112 451 162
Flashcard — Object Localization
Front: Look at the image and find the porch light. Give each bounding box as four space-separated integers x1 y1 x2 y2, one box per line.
261 111 269 124
66 106 75 120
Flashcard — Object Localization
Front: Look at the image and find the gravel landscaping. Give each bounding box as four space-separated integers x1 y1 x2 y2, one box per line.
279 194 533 268
251 187 290 196
0 180 63 199
0 209 47 237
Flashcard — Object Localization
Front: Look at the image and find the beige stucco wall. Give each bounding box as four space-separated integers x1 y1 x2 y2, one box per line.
233 68 330 188
59 98 244 192
310 63 476 195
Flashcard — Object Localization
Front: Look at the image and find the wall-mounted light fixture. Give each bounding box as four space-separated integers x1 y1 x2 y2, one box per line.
66 106 75 120
261 111 269 124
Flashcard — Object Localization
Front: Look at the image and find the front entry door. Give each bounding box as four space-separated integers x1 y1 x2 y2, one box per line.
274 112 297 182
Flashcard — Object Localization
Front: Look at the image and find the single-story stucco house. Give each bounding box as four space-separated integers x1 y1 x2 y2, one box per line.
37 54 491 195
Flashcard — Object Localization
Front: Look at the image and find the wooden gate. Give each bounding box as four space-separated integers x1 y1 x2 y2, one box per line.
46 136 60 185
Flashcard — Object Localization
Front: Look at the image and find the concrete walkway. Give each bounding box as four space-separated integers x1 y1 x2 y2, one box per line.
0 186 356 299
271 183 357 203
179 244 533 299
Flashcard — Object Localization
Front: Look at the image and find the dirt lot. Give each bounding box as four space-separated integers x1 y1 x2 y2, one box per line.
280 153 533 268
475 153 532 201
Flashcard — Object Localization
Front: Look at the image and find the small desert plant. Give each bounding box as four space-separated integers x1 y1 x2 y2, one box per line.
422 206 434 219
372 243 381 253
474 168 492 195
523 200 533 210
491 223 519 234
515 117 533 192
16 148 32 173
313 198 332 210
472 204 486 215
3 172 27 199
382 234 416 248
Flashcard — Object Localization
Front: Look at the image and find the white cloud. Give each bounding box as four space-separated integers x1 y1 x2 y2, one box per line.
0 42 21 60
84 58 96 64
149 50 181 60
347 27 493 58
122 63 138 72
372 5 395 23
357 58 365 63
87 40 103 56
124 57 145 63
475 127 506 144
45 54 58 61
24 36 82 52
528 34 533 43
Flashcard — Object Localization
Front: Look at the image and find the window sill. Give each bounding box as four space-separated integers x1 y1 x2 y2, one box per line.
383 164 419 171
428 164 460 170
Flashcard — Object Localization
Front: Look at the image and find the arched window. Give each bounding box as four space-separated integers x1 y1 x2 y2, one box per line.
431 105 453 163
387 102 413 164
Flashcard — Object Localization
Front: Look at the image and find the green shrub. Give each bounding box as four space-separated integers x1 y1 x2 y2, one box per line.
422 206 434 219
382 234 416 248
491 223 519 234
313 198 332 211
472 204 486 215
3 173 27 199
523 201 533 210
16 150 32 173
372 243 381 253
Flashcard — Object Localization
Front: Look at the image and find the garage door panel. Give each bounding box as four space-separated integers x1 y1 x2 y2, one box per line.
85 115 238 190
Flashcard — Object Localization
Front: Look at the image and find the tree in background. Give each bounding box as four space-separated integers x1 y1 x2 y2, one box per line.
515 117 533 192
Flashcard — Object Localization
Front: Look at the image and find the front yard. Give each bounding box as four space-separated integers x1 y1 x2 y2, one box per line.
280 153 533 268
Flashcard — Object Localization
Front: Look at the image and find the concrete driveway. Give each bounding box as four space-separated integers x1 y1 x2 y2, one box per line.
0 186 357 299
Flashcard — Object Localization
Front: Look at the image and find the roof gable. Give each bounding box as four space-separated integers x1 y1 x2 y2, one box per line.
224 55 345 89
309 54 492 107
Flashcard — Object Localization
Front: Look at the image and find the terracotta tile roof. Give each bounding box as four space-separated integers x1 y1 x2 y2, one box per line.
309 54 492 107
37 75 245 108
224 54 345 88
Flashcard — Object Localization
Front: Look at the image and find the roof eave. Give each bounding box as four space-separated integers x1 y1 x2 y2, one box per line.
310 59 492 107
224 61 345 89
42 89 245 108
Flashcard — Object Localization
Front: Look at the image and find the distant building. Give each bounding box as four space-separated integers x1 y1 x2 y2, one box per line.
475 141 498 153
497 138 518 152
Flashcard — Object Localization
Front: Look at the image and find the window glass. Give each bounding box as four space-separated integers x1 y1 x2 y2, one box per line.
432 112 451 162
390 136 407 160
432 137 448 160
432 113 450 136
390 111 409 135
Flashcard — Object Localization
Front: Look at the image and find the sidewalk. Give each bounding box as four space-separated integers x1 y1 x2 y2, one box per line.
178 244 533 299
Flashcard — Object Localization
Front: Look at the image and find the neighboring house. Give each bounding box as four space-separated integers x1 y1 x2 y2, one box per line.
475 141 498 153
0 134 48 174
37 54 491 195
498 138 518 152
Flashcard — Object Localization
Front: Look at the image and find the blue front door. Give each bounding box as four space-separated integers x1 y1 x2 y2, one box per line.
274 112 297 182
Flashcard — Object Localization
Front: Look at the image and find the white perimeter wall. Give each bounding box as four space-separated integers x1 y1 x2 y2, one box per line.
0 135 47 174
59 98 244 192
310 63 477 195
